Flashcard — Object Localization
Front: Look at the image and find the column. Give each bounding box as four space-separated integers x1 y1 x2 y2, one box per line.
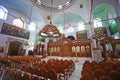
88 22 97 49
44 38 49 55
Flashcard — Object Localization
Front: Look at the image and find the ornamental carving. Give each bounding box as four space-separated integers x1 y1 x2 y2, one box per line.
39 23 61 37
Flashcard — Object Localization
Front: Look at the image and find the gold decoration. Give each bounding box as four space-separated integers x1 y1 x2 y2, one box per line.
78 2 83 8
47 15 51 19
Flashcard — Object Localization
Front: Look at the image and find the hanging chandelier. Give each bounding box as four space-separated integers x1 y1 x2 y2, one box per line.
38 0 61 38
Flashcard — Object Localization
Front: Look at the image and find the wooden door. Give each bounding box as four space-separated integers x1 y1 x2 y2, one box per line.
8 41 22 56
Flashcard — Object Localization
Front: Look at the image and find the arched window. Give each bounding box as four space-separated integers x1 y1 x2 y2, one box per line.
58 25 63 33
28 22 36 31
108 12 113 20
0 5 8 20
13 17 24 28
28 41 34 50
94 18 102 28
78 22 85 30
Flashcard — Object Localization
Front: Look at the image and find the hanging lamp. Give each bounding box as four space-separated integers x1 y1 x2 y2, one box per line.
39 0 61 38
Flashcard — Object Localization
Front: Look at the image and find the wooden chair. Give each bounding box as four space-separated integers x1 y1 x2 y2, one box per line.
22 72 31 80
81 68 93 76
91 61 98 66
93 65 102 71
99 76 111 80
38 67 47 79
15 70 23 80
103 66 113 75
116 67 120 72
9 68 16 80
109 70 120 80
46 68 57 80
94 69 106 80
31 75 40 80
81 73 96 80
56 65 67 80
82 65 93 70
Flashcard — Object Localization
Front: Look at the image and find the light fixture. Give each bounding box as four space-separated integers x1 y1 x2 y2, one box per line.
41 33 48 36
58 5 62 9
78 2 83 8
36 0 41 5
39 0 61 37
66 1 70 6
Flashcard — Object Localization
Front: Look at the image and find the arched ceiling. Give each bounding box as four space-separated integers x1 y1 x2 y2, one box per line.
0 0 88 26
54 13 86 27
92 3 117 20
0 0 117 29
1 0 32 15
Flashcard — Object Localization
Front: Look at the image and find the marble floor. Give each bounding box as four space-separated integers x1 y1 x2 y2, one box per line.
42 56 92 80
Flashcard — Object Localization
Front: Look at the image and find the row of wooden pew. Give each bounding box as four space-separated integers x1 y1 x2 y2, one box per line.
80 59 120 80
0 56 75 80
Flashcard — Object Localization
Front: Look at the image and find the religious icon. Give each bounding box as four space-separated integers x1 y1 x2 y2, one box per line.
72 46 75 52
81 46 85 52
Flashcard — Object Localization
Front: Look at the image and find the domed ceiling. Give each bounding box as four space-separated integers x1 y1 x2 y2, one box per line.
31 0 76 12
92 4 117 20
54 13 86 25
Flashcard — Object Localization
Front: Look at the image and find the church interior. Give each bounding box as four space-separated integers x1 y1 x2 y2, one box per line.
0 0 120 80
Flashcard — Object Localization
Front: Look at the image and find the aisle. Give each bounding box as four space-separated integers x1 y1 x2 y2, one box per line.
69 58 92 80
69 62 82 80
41 56 92 80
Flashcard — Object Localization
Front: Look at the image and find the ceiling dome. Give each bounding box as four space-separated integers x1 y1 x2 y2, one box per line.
31 0 76 12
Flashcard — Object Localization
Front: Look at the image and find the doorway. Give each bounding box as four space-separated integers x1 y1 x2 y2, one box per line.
8 41 22 56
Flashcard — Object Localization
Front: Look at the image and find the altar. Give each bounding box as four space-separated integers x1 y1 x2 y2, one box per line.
48 37 91 57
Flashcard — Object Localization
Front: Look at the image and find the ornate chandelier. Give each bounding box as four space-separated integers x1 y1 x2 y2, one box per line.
38 0 61 38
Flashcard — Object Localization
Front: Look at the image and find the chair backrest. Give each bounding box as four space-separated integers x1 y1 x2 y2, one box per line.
31 75 40 80
39 67 47 78
109 71 120 80
103 66 113 74
56 65 64 73
46 68 57 80
81 68 93 76
15 70 23 80
83 60 91 66
94 69 106 79
99 76 111 80
22 72 31 80
116 67 120 72
81 73 95 80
